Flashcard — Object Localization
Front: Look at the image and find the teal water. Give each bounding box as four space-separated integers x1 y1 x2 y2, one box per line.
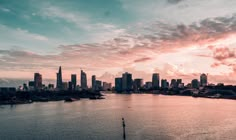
0 94 235 140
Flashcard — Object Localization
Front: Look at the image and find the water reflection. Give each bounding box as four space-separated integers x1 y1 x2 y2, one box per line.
0 94 235 140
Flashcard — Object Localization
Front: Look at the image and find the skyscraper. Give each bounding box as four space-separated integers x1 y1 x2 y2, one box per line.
122 72 133 92
200 73 208 86
81 70 87 89
152 73 160 89
92 75 96 90
95 80 102 91
191 79 199 89
56 66 63 90
161 79 168 89
115 77 122 92
133 78 143 92
71 74 77 90
34 73 42 90
171 79 177 88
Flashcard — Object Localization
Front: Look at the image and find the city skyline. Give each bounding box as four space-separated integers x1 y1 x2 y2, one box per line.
1 0 236 85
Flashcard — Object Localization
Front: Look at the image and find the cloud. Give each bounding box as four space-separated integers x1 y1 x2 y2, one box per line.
134 57 152 63
213 47 235 61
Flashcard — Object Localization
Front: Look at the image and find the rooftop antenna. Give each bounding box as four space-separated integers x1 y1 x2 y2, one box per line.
122 118 126 140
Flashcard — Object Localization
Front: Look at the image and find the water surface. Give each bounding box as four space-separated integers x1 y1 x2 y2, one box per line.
0 94 235 140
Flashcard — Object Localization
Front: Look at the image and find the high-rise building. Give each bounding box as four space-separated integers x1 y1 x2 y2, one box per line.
133 79 143 92
122 72 133 92
191 79 199 89
161 79 168 89
71 74 77 90
152 73 160 89
81 70 87 89
28 81 34 91
170 79 177 88
115 78 122 92
95 80 102 91
92 75 96 90
200 73 208 86
56 66 63 90
34 73 42 90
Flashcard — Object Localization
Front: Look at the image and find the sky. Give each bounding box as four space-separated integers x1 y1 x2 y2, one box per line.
1 0 236 86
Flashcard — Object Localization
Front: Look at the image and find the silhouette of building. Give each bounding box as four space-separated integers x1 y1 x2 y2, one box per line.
191 79 199 89
145 82 152 89
171 79 177 88
92 75 96 90
200 73 208 86
80 70 87 89
34 73 42 90
62 82 68 90
95 80 102 91
103 82 112 91
115 77 122 92
56 66 63 90
28 81 34 91
48 84 54 90
122 72 133 92
71 74 77 90
161 79 168 89
176 79 182 87
152 73 160 89
133 79 143 92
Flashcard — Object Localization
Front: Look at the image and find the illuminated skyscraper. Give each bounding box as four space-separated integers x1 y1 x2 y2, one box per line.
34 73 42 90
81 70 87 89
56 66 63 90
152 73 160 89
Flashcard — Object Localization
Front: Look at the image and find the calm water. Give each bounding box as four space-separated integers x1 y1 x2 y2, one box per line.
0 94 236 140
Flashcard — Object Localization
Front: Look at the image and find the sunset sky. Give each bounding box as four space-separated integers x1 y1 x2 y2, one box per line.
1 0 236 86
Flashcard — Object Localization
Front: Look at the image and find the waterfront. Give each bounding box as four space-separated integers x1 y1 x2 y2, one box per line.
0 94 235 140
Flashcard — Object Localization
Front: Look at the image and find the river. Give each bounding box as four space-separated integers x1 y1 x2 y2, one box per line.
0 94 235 140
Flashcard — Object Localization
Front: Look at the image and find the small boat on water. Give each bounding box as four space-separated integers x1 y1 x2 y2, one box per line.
64 97 79 102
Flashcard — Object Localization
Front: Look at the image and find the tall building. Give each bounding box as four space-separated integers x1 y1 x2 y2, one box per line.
92 75 96 90
122 72 133 92
152 73 160 89
34 73 42 90
115 78 122 92
56 66 63 90
133 79 143 92
95 80 102 91
71 74 77 90
191 79 199 89
200 73 208 86
171 79 177 88
81 70 87 89
161 79 168 89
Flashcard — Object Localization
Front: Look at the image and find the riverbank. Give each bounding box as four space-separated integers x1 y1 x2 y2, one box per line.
0 90 104 105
